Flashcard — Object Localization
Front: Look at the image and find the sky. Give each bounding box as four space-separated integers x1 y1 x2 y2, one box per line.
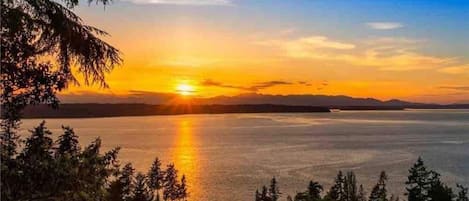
66 0 469 104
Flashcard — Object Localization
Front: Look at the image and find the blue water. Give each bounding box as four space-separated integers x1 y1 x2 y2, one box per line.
20 109 469 201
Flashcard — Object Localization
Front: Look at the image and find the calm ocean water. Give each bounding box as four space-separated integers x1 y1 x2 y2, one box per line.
21 109 469 201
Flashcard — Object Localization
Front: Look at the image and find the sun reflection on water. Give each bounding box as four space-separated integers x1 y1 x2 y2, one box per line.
172 118 200 200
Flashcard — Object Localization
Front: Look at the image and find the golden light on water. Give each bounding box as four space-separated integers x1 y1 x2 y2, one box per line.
173 118 200 199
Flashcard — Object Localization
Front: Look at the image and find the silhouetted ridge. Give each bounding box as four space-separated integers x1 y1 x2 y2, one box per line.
21 104 331 118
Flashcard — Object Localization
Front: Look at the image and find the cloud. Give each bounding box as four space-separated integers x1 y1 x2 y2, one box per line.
439 86 469 91
201 79 314 92
438 65 469 75
366 22 403 30
121 0 233 6
258 35 454 71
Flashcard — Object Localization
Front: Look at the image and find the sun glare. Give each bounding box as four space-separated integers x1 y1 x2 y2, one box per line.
176 84 195 96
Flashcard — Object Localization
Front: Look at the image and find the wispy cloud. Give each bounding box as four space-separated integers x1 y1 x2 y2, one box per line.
121 0 233 6
201 80 313 92
258 35 454 71
438 65 469 75
366 22 403 30
439 86 469 91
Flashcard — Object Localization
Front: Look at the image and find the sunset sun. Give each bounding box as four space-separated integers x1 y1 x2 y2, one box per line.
176 84 195 96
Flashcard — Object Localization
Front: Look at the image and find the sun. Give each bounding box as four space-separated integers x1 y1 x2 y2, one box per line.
176 84 195 96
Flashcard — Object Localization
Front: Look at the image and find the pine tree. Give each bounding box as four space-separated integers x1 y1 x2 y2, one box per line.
307 180 323 201
255 189 262 201
344 171 358 201
456 184 469 201
56 126 80 157
369 171 388 201
177 175 188 201
121 163 136 201
163 164 179 201
327 171 346 201
357 185 367 201
261 186 269 201
131 173 154 201
268 177 280 201
427 178 454 201
405 157 432 201
148 157 164 201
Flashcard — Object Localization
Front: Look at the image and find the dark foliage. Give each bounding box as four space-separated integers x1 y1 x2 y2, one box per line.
1 0 121 134
255 158 467 201
0 122 188 201
369 171 388 201
256 177 281 201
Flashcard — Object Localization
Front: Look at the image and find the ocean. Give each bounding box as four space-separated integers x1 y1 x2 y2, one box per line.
20 109 469 201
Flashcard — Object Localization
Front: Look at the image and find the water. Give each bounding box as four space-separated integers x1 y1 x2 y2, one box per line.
20 109 469 201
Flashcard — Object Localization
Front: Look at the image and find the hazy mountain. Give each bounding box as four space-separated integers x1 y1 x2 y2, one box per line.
60 91 421 106
192 93 419 106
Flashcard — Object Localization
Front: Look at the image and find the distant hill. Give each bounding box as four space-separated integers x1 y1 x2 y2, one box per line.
192 93 420 107
21 104 330 118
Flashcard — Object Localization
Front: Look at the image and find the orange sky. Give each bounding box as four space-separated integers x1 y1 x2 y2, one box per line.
65 1 469 104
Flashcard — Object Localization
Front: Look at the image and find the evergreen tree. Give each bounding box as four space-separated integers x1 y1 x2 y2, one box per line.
307 180 323 201
269 177 281 201
261 186 269 201
255 190 262 201
357 185 367 201
177 175 188 201
132 173 154 201
456 184 469 201
122 163 136 201
56 126 80 157
427 178 453 201
405 157 432 201
369 171 388 201
163 164 180 201
326 171 346 201
1 0 121 129
148 157 164 201
344 171 358 201
405 157 455 201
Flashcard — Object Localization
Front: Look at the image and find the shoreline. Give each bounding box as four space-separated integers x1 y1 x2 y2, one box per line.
18 103 469 119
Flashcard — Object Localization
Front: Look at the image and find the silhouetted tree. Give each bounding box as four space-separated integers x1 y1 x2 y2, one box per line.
427 177 454 201
357 185 367 201
107 163 135 201
254 177 282 201
369 171 388 201
1 122 120 201
293 180 323 201
307 180 323 201
148 157 165 201
56 126 80 156
405 157 433 201
132 173 154 201
344 171 358 201
456 184 469 201
177 175 188 201
1 1 121 198
326 171 346 201
163 164 180 201
0 0 122 170
269 177 281 201
406 157 455 201
261 186 269 201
